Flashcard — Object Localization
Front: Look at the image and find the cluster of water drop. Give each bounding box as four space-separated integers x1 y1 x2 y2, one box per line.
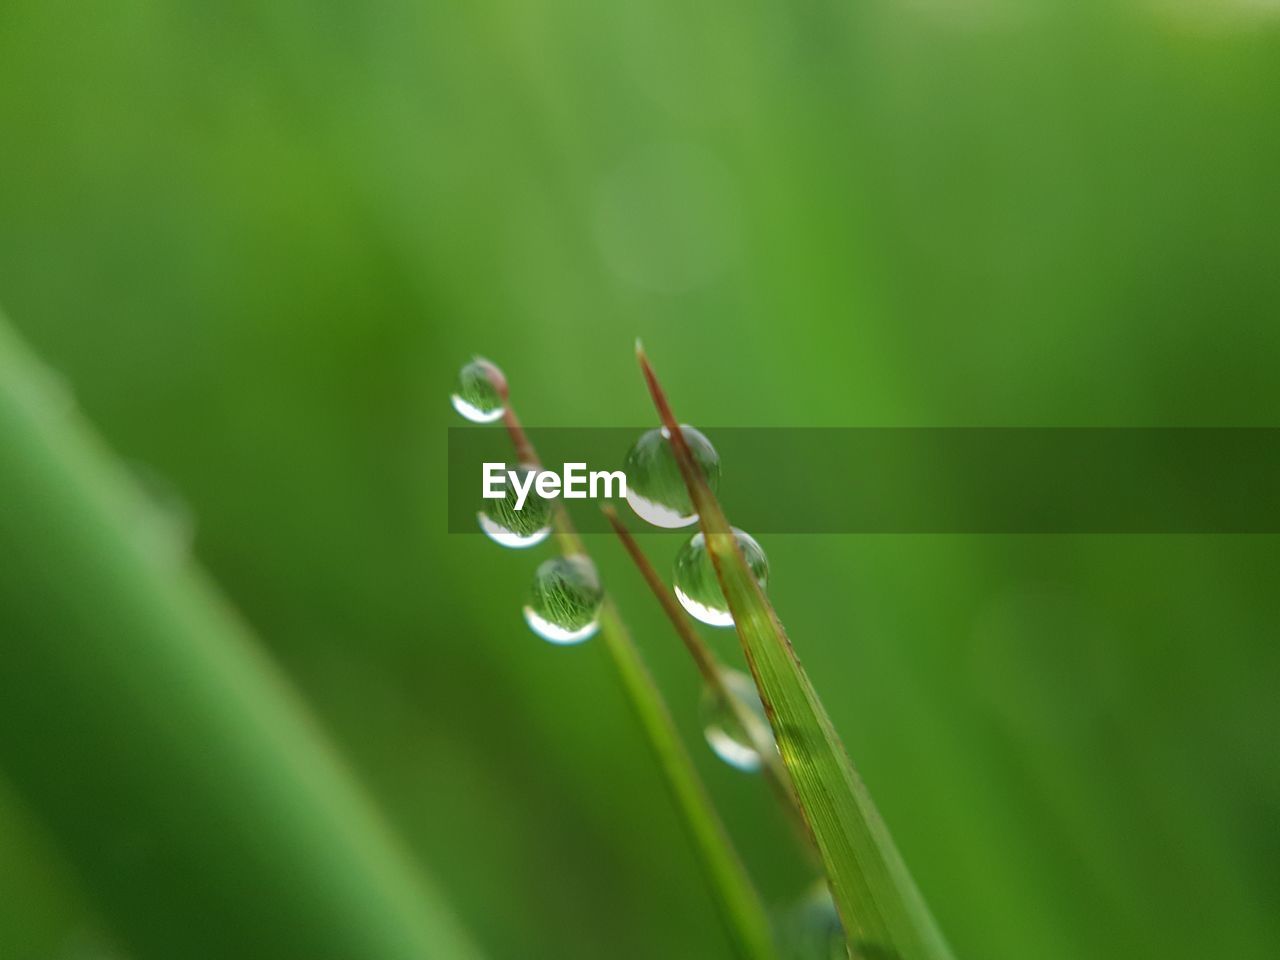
622 422 778 772
452 357 776 767
622 425 768 628
456 362 843 950
452 360 603 644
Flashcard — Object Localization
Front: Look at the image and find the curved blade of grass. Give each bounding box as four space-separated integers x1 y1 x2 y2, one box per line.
0 313 483 960
483 365 778 960
596 599 777 960
637 343 954 960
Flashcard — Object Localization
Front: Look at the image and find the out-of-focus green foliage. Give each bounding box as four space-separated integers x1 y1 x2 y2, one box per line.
0 314 483 960
0 1 1277 959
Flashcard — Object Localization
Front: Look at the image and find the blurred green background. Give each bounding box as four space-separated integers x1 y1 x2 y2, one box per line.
1 1 1278 958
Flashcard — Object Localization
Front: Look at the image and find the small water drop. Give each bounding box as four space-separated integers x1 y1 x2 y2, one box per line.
623 424 720 528
477 464 552 548
701 667 775 772
673 528 768 626
450 358 505 423
776 883 846 960
523 555 604 645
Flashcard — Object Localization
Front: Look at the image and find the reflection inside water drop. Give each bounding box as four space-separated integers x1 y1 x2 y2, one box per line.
622 424 720 529
450 358 506 423
701 668 774 772
523 555 604 646
673 529 768 627
477 465 552 548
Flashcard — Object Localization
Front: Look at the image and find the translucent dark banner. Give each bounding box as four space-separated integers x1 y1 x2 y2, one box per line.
448 428 1280 534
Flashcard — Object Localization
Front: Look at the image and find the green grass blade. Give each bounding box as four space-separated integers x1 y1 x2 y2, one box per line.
637 344 954 960
0 313 483 960
597 600 779 960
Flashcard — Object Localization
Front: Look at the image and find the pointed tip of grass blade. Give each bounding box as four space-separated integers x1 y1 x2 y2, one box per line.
635 346 719 520
634 340 662 398
634 342 668 422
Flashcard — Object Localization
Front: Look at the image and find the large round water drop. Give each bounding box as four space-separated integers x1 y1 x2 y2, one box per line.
523 555 604 645
450 358 505 423
673 528 768 627
701 668 775 773
478 465 552 548
623 425 720 528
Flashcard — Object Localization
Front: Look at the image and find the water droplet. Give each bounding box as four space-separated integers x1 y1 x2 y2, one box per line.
701 667 775 772
776 883 846 960
477 464 552 548
523 555 604 645
673 528 768 626
623 425 721 528
450 358 505 423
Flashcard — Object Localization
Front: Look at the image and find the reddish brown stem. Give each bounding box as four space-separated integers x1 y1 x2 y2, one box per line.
477 355 539 468
603 506 719 686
